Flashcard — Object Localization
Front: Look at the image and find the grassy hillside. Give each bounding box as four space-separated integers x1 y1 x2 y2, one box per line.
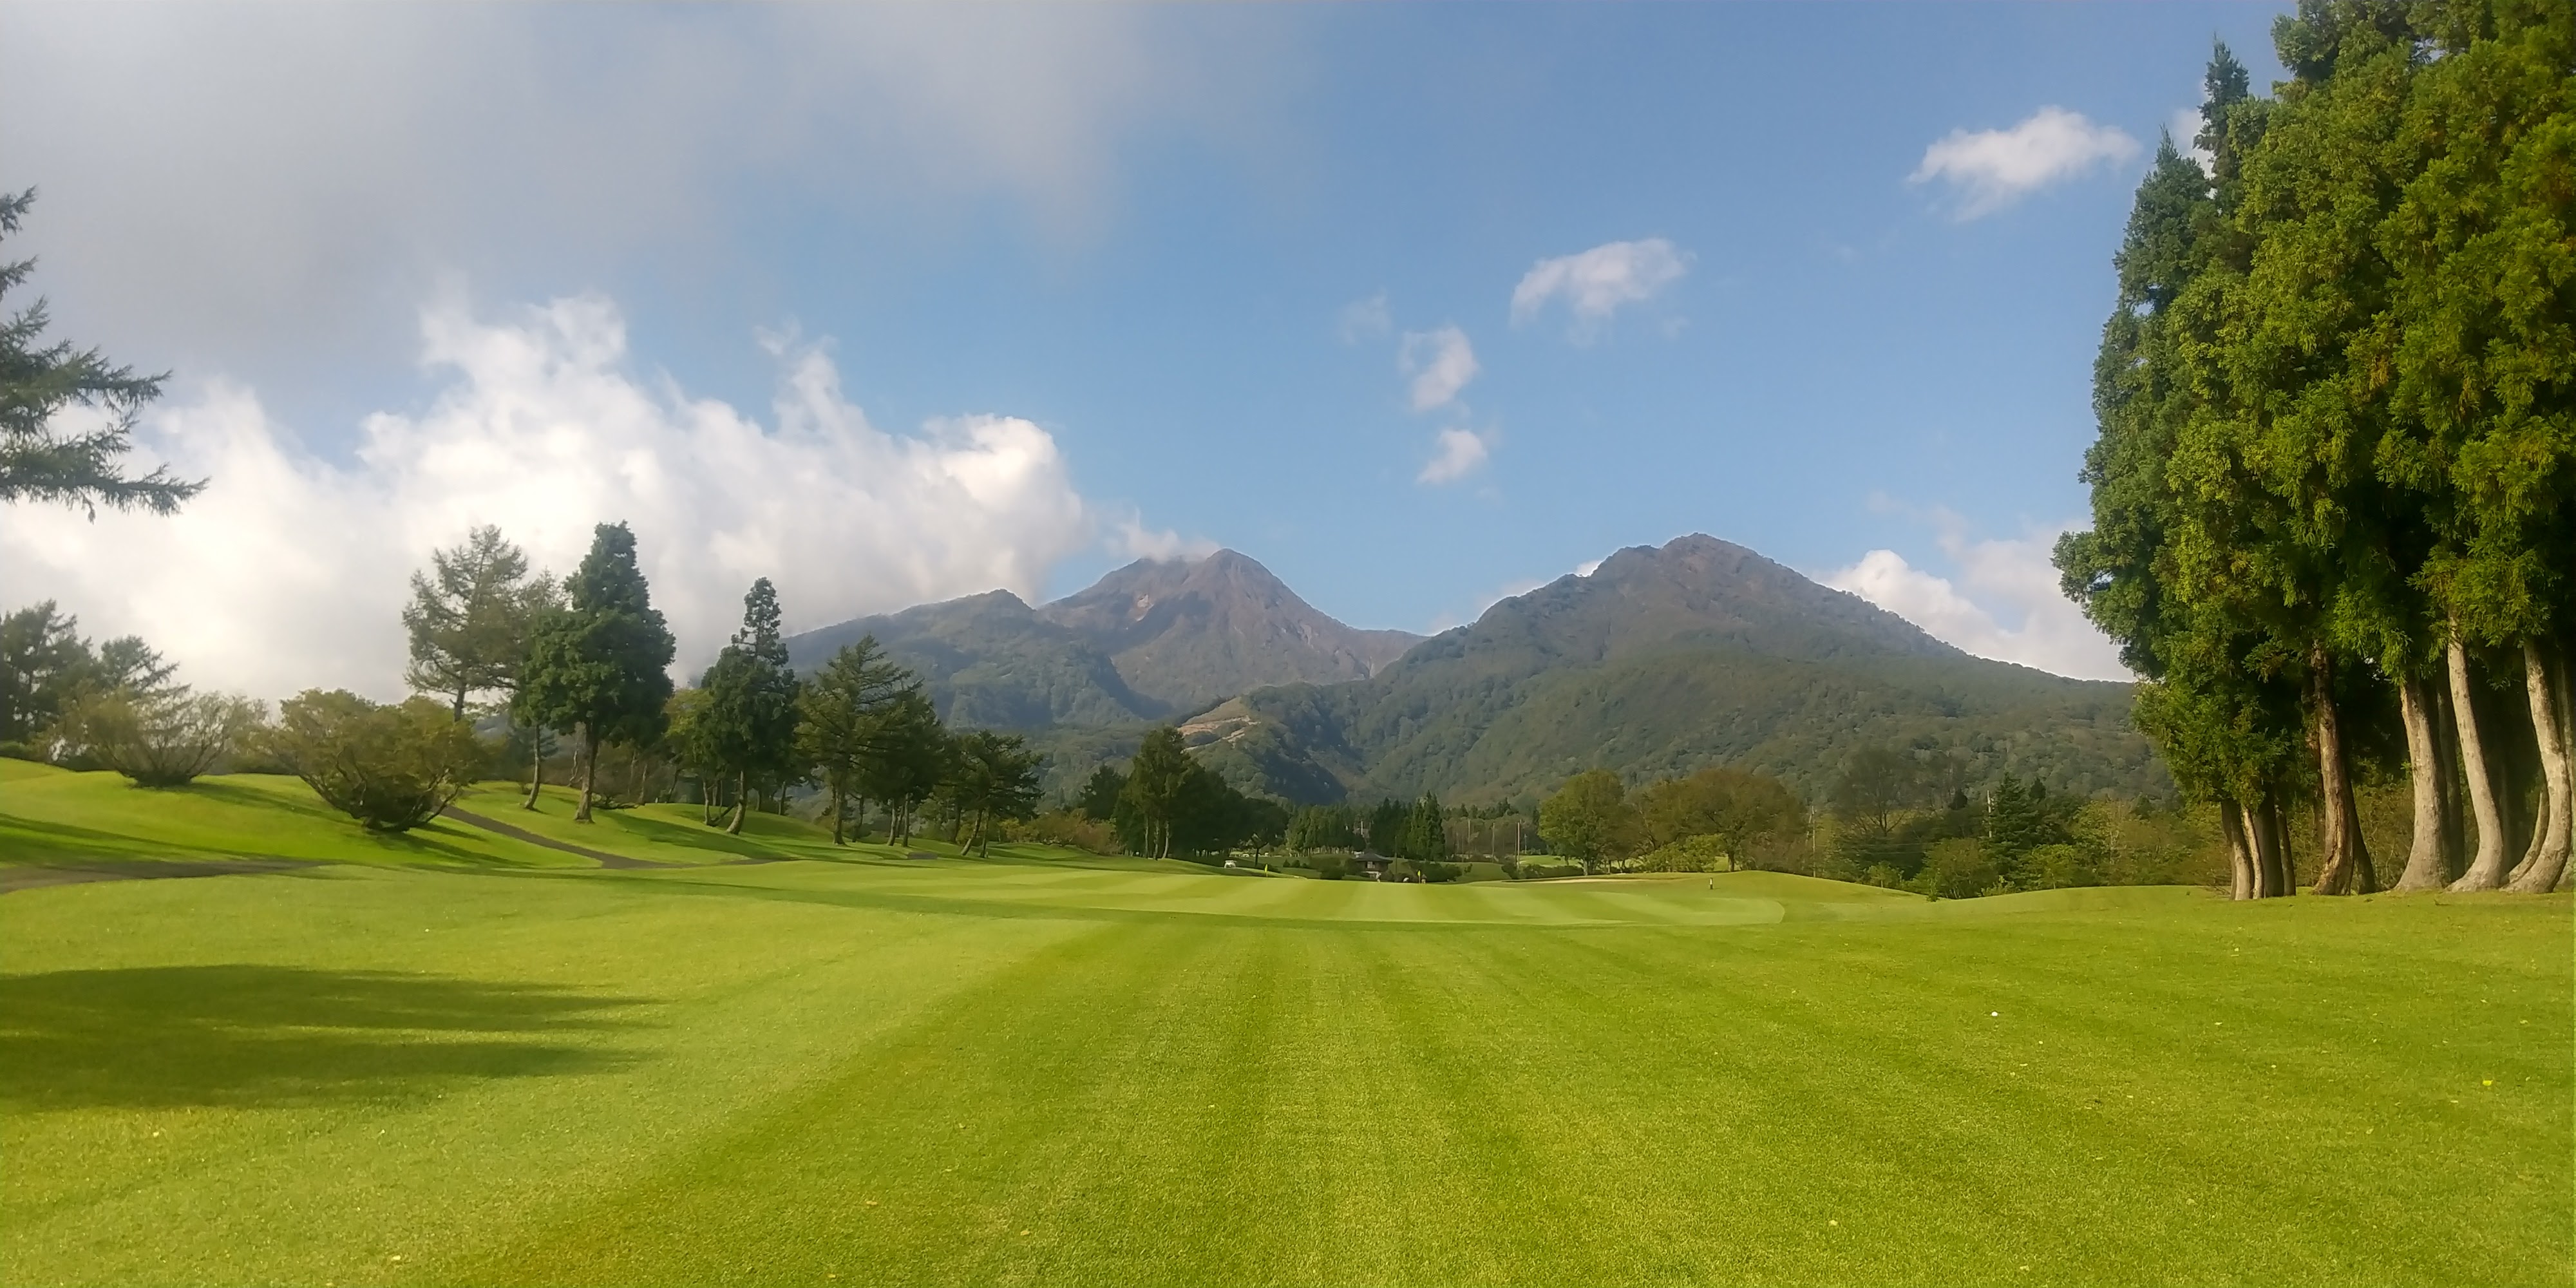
2 773 2566 1285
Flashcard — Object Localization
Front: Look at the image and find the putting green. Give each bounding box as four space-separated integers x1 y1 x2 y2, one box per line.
1 772 2568 1285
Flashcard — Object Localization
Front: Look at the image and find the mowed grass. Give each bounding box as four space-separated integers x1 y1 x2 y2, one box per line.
1 771 2568 1287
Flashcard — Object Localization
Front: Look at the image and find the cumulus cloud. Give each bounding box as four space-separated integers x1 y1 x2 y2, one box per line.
1510 238 1691 339
1336 291 1392 343
1417 427 1491 486
1823 521 2127 681
1399 325 1479 413
0 294 1122 699
1910 106 2141 218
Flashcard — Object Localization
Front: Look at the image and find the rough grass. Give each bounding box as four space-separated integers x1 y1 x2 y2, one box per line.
0 769 2568 1287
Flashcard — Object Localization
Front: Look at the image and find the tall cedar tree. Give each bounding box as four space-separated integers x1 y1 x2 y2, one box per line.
0 190 202 515
1123 726 1192 858
514 523 675 822
701 578 802 835
1403 793 1452 865
860 688 947 845
797 636 918 844
402 526 552 721
2381 0 2574 891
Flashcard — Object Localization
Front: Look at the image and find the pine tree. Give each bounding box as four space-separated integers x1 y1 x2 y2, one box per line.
1122 727 1192 858
0 190 202 515
402 526 551 721
702 578 802 835
513 522 676 823
797 636 917 844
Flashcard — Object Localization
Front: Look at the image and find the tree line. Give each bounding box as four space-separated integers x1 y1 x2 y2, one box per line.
2056 4 2573 899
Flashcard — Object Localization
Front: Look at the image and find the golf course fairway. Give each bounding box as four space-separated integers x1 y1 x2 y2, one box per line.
3 770 2568 1286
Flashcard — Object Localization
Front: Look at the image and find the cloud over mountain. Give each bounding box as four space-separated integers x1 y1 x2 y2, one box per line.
0 294 1121 699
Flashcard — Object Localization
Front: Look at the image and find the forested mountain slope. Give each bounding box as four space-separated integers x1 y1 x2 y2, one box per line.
1186 535 2162 804
783 550 1421 728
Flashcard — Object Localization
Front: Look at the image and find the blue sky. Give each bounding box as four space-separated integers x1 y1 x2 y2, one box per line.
0 4 2290 696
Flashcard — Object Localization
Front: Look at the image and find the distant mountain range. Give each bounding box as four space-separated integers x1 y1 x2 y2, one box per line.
784 549 1420 727
784 536 2163 805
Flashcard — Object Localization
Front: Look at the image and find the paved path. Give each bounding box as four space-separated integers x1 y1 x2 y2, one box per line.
0 858 325 895
437 805 677 869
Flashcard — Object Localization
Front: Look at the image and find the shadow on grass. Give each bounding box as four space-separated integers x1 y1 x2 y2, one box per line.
0 965 651 1110
0 812 231 863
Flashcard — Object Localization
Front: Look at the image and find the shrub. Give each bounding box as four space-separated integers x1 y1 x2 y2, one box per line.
1311 851 1349 880
1419 860 1464 884
57 688 265 787
1633 834 1733 873
1911 837 2000 899
266 691 486 831
1007 809 1121 854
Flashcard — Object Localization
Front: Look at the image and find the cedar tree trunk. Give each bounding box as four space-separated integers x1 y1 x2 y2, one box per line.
2505 641 2572 893
2309 650 2376 895
727 771 748 835
573 722 597 823
2392 671 2456 891
2222 798 2255 901
2448 636 2512 890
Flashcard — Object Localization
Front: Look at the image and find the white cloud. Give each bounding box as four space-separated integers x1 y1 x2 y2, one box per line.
1336 291 1392 343
1575 558 1604 578
1399 325 1479 413
1824 520 2128 680
1510 238 1691 339
1110 513 1219 562
1417 427 1490 486
0 6 1292 389
2170 106 2215 175
1909 106 2141 218
0 294 1122 699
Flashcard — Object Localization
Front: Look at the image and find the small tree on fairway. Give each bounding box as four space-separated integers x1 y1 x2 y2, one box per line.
403 526 551 721
1124 726 1191 858
701 578 800 835
0 190 203 515
950 730 1045 857
57 686 263 786
797 635 917 844
1539 770 1636 875
514 523 675 823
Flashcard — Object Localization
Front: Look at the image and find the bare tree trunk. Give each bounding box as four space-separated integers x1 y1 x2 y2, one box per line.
726 771 748 835
829 780 846 846
2222 798 2254 900
2505 640 2572 893
2449 636 2511 889
524 728 545 810
453 686 469 723
573 723 597 823
2309 650 2376 895
2243 788 2293 898
2393 671 2456 891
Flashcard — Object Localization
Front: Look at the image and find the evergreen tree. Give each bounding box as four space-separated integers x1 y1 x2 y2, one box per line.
951 730 1045 857
402 526 551 721
0 601 171 746
702 578 802 835
1403 793 1451 864
1366 797 1411 856
0 190 202 515
1075 764 1128 822
858 688 947 845
1984 777 2047 886
797 636 917 844
514 522 676 823
1122 726 1192 858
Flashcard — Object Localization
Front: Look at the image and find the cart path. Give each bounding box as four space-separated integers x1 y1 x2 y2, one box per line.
437 805 678 869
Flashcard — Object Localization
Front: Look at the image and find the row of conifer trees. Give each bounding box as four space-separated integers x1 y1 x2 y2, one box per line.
2056 2 2573 898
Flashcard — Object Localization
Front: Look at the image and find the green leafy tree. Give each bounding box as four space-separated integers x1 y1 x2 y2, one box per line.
1539 769 1638 875
1075 764 1128 822
701 578 802 835
860 688 947 845
1634 766 1805 871
1122 726 1192 858
950 730 1045 857
402 526 553 721
0 190 202 515
514 522 676 823
797 635 918 844
0 601 173 749
663 687 723 824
